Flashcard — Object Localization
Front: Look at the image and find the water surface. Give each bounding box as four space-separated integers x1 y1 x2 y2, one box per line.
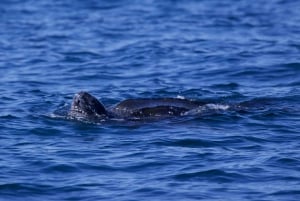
1 0 300 200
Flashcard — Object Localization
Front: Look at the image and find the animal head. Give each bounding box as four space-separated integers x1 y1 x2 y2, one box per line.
70 91 107 117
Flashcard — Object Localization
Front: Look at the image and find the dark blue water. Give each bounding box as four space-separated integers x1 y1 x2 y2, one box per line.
1 0 300 200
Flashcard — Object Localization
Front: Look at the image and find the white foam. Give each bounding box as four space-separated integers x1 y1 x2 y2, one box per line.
205 104 230 110
176 95 186 99
183 103 230 116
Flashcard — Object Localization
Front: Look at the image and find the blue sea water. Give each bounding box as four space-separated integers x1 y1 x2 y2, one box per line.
1 0 300 200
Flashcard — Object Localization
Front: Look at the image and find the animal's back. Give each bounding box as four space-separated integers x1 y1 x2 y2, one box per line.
110 98 205 118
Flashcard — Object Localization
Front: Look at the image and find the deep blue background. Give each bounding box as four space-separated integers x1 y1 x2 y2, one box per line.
1 0 300 200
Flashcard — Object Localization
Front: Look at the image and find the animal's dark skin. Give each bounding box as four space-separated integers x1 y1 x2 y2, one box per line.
69 91 206 119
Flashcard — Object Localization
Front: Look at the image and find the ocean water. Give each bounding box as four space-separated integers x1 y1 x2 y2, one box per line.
1 0 300 200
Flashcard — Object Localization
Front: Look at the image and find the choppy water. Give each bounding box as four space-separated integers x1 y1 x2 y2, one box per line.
1 0 300 200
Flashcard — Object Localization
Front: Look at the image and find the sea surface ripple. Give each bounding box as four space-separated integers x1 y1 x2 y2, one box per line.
0 0 300 200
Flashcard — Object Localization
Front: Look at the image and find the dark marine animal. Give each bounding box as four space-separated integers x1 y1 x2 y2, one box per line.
69 91 207 120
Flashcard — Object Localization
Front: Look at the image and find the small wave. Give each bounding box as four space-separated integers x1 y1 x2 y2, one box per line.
269 190 300 196
0 182 53 195
0 114 19 119
265 156 300 169
156 138 217 148
42 164 79 173
173 169 248 183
